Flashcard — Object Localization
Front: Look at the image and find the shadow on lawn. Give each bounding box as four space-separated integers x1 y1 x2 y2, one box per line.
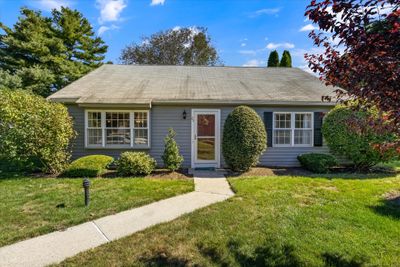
138 251 191 267
0 171 30 180
228 167 398 180
322 252 367 267
137 240 369 267
371 198 400 220
197 239 369 267
198 239 301 267
273 167 398 180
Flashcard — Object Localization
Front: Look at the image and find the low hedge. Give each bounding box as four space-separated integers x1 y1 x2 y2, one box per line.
117 152 156 176
62 155 114 177
297 153 337 173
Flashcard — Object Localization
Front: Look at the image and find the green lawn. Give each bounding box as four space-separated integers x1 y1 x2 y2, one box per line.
58 173 400 267
0 175 193 247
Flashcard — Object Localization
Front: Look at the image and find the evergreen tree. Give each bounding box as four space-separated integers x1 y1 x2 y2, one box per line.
267 50 279 67
0 9 59 96
279 50 292 67
0 69 22 90
0 7 107 97
162 128 184 171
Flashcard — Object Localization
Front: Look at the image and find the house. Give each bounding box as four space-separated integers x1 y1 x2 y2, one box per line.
47 64 336 168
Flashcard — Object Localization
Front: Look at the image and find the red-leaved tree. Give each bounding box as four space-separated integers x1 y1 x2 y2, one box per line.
305 0 399 154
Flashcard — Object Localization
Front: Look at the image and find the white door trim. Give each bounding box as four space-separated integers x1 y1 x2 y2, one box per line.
191 109 221 169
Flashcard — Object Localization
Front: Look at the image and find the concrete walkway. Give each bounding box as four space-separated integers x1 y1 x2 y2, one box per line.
0 171 234 267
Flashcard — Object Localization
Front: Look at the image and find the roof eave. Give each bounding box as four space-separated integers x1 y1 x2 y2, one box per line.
151 99 337 107
47 97 336 107
77 103 152 109
47 97 80 104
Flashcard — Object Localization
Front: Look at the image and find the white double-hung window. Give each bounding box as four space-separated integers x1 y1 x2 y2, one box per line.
273 112 313 147
87 112 102 146
85 110 150 148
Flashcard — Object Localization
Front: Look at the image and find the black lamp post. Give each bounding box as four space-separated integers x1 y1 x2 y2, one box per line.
83 178 91 206
182 110 187 120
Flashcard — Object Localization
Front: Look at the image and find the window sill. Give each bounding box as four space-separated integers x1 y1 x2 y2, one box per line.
272 144 292 147
85 145 151 150
272 145 313 148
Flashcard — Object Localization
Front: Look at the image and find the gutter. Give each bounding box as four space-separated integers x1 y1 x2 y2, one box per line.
150 99 337 107
47 97 336 108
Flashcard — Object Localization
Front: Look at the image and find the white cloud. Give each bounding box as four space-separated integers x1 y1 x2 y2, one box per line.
249 8 280 18
241 43 246 47
376 3 396 16
298 64 317 75
242 59 264 67
151 0 165 6
291 47 325 76
266 42 295 50
141 39 150 45
97 24 119 35
187 26 200 37
35 0 70 11
264 37 268 41
168 26 202 48
291 47 324 58
97 0 127 24
299 24 318 32
98 26 109 35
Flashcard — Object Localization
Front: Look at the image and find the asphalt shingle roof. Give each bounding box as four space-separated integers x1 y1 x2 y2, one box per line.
47 64 337 105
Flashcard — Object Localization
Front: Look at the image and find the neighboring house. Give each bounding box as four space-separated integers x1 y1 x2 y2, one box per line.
48 64 336 168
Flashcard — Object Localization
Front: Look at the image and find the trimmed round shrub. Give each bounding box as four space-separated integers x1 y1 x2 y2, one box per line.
162 128 184 171
117 152 156 176
297 153 337 173
0 89 75 173
322 105 397 170
222 106 267 171
62 155 114 177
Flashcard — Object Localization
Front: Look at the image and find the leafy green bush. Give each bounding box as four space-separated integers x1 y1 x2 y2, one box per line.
322 105 397 170
297 153 337 173
62 155 114 177
117 152 156 176
162 128 184 171
222 106 267 171
0 89 75 173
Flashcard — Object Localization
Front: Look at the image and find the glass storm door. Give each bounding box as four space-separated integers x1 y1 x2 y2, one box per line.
192 110 220 168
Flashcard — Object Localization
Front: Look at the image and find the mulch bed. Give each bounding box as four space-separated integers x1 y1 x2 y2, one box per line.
226 167 313 177
101 169 192 179
227 165 399 178
146 169 193 179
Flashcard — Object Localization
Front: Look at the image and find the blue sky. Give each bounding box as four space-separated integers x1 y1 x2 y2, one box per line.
0 0 322 71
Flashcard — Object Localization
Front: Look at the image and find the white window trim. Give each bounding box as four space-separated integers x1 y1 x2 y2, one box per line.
272 112 313 147
84 110 151 149
86 111 103 148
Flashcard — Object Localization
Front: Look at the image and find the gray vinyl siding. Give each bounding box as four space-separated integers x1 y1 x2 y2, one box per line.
222 106 331 167
66 105 192 166
66 104 332 168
